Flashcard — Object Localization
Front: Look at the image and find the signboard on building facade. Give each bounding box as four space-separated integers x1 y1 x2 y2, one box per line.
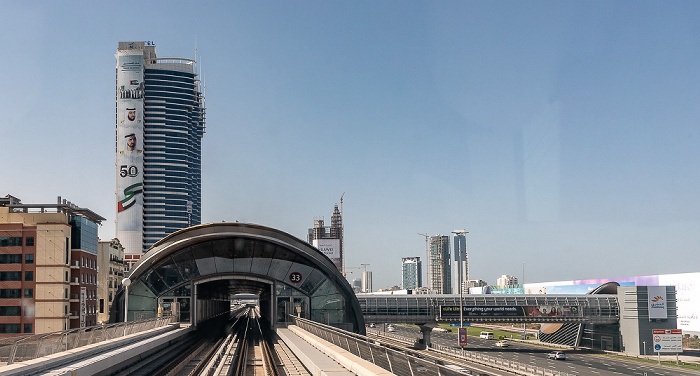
116 50 145 256
652 329 682 353
648 286 668 320
313 238 341 270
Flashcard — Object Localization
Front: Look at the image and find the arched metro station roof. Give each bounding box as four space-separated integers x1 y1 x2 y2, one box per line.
118 222 364 332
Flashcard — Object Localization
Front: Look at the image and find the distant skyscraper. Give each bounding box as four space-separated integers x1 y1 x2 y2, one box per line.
452 231 468 295
401 257 422 290
115 41 205 268
429 235 451 294
307 204 343 271
362 270 373 293
497 274 519 288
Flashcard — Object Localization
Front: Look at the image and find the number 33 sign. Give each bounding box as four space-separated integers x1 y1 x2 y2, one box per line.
289 272 302 284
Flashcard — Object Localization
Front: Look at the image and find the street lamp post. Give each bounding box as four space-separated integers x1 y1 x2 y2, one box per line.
122 278 131 323
452 230 468 329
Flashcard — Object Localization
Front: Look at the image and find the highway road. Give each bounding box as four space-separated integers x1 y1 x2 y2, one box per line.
383 325 700 376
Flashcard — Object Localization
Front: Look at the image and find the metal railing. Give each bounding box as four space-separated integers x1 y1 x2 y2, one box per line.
290 316 482 376
289 316 574 376
0 315 174 365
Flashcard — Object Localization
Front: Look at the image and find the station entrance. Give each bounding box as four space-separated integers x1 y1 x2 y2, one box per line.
111 223 364 333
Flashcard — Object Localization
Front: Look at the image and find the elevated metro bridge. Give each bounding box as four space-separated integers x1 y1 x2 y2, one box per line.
358 294 619 325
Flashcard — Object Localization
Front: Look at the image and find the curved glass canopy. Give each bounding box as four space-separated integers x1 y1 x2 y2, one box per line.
111 223 364 333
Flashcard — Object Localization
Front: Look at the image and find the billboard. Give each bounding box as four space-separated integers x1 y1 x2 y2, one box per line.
116 50 145 255
652 329 682 353
648 286 668 320
313 238 341 270
440 305 581 318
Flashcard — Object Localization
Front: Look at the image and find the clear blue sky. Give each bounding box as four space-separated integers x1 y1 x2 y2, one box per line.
2 1 699 290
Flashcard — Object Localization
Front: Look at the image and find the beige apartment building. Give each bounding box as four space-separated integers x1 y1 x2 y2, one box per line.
97 239 124 323
0 195 104 337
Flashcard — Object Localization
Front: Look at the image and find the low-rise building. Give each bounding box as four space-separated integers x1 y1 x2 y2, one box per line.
97 239 125 323
0 195 104 337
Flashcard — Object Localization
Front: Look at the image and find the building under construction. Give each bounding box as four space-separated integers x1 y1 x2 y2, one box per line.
307 204 343 272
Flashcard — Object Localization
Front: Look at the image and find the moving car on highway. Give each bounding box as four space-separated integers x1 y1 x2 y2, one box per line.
547 351 566 360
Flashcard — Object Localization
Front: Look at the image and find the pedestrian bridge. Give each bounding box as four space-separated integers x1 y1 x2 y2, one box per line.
358 293 619 325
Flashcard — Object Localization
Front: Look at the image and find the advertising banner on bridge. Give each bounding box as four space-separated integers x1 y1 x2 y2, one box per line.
440 305 580 318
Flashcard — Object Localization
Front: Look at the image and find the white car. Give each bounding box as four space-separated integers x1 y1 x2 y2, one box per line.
547 351 566 360
495 340 509 347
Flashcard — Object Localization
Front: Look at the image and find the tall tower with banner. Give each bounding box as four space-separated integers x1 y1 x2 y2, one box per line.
115 41 205 269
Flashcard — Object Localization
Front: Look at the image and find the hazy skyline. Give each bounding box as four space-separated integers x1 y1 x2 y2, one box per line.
2 2 699 290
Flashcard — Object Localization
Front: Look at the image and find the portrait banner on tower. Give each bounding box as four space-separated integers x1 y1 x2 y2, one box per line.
116 51 145 255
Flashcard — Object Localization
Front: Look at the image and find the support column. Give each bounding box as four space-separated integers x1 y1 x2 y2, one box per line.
417 322 437 350
192 282 197 327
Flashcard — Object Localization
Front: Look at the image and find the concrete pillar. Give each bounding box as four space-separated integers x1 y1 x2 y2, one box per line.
418 322 437 349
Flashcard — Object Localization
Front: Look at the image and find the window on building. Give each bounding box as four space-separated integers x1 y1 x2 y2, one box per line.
0 254 22 264
0 324 20 333
100 299 104 313
0 306 21 316
23 323 32 333
24 271 33 281
65 271 69 282
0 237 22 247
24 289 33 298
24 306 34 317
0 272 21 281
0 289 21 298
25 237 34 247
65 289 68 299
25 254 34 264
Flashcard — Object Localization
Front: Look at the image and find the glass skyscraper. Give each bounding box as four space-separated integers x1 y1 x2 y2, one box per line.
115 41 205 266
401 257 422 290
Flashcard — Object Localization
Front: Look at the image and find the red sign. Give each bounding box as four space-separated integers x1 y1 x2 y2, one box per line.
653 329 682 334
458 327 468 347
289 272 302 284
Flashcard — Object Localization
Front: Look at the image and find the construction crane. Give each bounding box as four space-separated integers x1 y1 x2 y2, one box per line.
418 233 430 291
340 192 345 275
341 265 368 276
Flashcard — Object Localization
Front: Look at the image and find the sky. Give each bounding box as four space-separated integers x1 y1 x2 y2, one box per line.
2 1 699 290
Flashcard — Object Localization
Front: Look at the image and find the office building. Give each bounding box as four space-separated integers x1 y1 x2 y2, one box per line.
452 231 468 295
97 239 125 323
0 195 104 336
401 257 422 290
429 235 451 294
307 204 343 271
115 41 206 269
